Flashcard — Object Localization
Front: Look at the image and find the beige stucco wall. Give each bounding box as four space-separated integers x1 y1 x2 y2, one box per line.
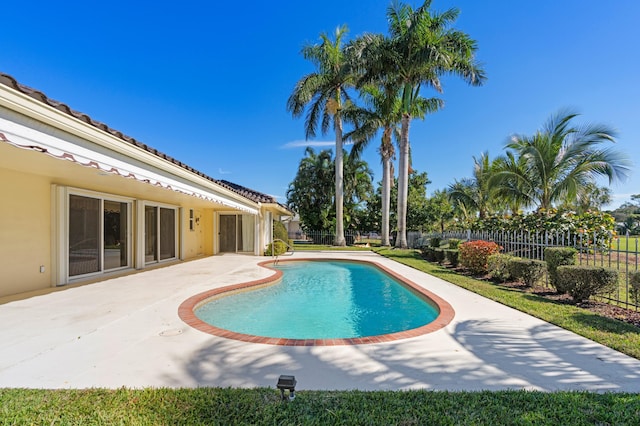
0 167 52 296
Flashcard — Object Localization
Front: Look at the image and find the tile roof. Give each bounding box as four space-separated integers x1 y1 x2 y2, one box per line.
0 72 280 206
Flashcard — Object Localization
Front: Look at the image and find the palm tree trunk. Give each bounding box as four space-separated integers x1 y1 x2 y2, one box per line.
395 113 411 249
381 153 392 247
334 114 346 246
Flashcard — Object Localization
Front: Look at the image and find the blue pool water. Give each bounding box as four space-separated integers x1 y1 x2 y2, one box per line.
194 261 439 339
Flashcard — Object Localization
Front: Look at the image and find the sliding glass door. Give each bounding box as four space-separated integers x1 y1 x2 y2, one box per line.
219 214 255 253
68 194 131 277
144 205 177 264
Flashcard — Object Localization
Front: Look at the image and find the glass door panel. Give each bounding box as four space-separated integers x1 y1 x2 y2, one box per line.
159 208 176 260
104 201 128 270
69 195 100 276
145 206 157 262
220 215 236 252
239 214 255 252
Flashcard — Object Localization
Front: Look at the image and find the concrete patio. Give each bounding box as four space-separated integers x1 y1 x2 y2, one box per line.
1 251 639 392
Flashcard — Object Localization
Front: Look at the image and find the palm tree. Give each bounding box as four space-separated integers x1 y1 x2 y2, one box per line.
343 83 399 246
344 79 440 245
287 25 356 246
342 150 374 229
286 147 335 231
448 152 496 219
364 1 485 248
492 110 630 211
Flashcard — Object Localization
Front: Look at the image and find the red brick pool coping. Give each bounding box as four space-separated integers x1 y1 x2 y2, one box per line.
178 258 455 346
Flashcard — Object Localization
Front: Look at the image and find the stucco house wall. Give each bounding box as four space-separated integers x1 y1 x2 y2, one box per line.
0 73 290 299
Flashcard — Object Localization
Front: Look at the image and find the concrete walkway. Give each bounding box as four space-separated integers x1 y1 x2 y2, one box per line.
1 251 639 392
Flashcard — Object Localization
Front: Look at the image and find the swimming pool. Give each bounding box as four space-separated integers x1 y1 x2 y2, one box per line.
179 258 454 346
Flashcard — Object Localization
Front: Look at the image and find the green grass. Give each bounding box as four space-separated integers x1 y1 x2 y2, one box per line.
4 247 640 424
375 248 640 360
290 244 375 251
2 388 639 425
612 236 640 253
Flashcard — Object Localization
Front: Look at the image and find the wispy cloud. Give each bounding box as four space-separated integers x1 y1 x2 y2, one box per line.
281 140 354 149
218 168 232 175
281 140 335 149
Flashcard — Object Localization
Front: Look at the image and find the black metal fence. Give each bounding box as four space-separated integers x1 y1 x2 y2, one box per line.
429 230 639 310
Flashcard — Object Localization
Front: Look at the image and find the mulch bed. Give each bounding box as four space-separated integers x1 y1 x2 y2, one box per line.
493 276 640 328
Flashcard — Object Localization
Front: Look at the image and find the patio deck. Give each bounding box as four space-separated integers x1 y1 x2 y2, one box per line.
1 251 639 391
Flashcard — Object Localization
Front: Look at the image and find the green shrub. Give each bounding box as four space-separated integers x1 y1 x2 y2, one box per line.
487 253 514 282
444 249 459 267
508 258 547 287
421 246 436 262
273 221 288 242
433 248 446 264
264 240 287 256
556 266 618 303
544 247 577 292
430 237 442 248
447 238 461 249
629 271 640 305
459 240 501 275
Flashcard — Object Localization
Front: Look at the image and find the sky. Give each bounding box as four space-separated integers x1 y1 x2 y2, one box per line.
2 0 639 209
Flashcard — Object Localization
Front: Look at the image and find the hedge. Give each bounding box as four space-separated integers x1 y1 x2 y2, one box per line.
508 258 546 287
487 253 514 283
459 240 501 275
556 266 618 303
544 247 577 292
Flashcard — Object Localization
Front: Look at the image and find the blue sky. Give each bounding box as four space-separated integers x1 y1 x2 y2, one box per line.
3 0 639 209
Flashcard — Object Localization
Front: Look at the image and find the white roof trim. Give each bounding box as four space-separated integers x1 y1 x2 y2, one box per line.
0 119 258 214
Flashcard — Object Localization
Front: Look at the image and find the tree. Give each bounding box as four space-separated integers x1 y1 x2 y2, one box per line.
363 1 485 248
448 152 497 219
426 189 454 233
342 151 375 229
343 82 401 246
492 110 630 211
286 148 334 231
287 25 356 246
558 182 612 213
286 148 373 232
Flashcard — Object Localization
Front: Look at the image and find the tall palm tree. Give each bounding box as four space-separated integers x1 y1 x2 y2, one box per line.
342 84 398 245
365 1 485 248
287 25 356 246
492 110 630 211
344 80 440 245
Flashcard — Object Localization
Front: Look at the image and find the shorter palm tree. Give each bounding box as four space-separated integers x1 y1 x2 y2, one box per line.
491 110 630 211
448 152 497 219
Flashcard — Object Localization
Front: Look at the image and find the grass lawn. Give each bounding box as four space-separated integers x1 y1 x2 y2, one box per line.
2 388 639 425
3 247 640 424
612 236 640 253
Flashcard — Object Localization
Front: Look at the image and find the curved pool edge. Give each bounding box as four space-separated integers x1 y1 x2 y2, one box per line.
178 258 455 346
